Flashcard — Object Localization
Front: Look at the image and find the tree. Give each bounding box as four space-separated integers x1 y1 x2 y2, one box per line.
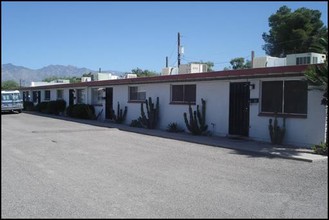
1 80 20 90
130 68 158 77
304 37 328 106
229 57 251 70
262 5 327 57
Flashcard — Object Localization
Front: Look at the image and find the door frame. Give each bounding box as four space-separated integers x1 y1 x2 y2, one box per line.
228 82 250 137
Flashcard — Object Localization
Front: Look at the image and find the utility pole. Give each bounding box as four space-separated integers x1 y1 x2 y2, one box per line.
166 56 168 68
178 32 181 67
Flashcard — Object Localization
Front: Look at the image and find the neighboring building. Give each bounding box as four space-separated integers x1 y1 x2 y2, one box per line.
124 74 138 79
20 64 327 148
30 79 70 87
178 63 208 74
252 52 326 68
162 67 178 75
93 72 119 81
162 63 208 75
286 52 327 66
252 56 286 68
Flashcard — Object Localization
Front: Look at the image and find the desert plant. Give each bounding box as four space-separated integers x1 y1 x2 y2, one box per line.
111 102 127 124
139 97 159 129
130 119 143 128
166 122 184 133
183 98 208 135
312 142 328 156
268 115 286 144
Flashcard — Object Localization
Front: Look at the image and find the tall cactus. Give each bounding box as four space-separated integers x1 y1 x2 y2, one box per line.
139 97 159 129
268 115 286 144
183 98 208 135
112 102 127 124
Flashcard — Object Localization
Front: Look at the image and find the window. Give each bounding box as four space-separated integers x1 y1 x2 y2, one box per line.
171 84 196 104
91 88 103 105
57 90 63 100
296 57 311 65
261 80 307 115
32 91 39 102
45 90 50 100
76 89 85 104
129 86 146 102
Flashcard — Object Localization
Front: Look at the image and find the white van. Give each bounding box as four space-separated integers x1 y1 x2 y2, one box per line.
1 90 23 113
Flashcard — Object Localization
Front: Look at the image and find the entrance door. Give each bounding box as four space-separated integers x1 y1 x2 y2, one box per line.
69 89 75 106
105 88 113 119
229 82 250 136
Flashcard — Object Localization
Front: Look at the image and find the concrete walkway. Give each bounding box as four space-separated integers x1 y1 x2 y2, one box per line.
25 112 328 162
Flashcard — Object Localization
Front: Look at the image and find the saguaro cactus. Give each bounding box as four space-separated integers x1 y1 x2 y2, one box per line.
112 102 127 124
139 97 159 129
268 115 286 144
183 98 208 135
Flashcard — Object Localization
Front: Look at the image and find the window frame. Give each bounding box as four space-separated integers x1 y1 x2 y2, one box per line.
56 89 64 100
128 86 146 103
44 90 51 101
260 80 308 118
170 84 196 105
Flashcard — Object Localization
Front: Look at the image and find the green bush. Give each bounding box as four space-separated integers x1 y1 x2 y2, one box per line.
312 142 328 156
56 99 67 113
166 122 184 133
130 119 143 128
35 102 49 113
47 101 59 115
66 104 96 119
23 101 34 111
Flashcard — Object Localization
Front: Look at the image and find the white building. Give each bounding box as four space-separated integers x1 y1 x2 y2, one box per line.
30 79 70 87
178 63 208 74
253 52 326 68
93 72 119 81
286 52 327 66
162 63 208 75
20 65 327 148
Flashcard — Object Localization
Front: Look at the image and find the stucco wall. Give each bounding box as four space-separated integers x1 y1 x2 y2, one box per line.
22 76 327 147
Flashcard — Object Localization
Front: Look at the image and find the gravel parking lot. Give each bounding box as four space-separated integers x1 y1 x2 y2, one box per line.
1 113 328 218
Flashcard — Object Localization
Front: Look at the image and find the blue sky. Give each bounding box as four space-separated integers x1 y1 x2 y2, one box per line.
1 1 328 73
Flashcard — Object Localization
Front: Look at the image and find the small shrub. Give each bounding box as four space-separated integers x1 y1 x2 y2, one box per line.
312 142 328 156
130 119 143 128
56 99 67 113
35 102 49 113
47 101 59 115
23 101 34 111
166 122 184 133
66 104 96 119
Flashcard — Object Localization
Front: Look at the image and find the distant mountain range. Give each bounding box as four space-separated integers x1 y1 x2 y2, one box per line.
1 63 124 86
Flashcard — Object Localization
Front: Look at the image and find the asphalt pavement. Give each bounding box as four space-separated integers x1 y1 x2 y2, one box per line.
26 111 327 163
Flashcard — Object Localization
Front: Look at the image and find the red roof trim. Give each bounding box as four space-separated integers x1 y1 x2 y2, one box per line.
20 64 311 90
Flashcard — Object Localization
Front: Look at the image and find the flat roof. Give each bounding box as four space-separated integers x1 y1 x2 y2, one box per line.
20 64 311 90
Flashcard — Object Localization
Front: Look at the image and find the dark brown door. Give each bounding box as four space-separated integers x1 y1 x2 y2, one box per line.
229 82 250 136
69 89 75 106
105 88 113 119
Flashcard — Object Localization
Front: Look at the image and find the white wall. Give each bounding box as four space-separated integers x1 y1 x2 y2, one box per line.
24 76 327 147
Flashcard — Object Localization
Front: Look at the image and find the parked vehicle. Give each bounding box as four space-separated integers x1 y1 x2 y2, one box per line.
1 90 23 113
